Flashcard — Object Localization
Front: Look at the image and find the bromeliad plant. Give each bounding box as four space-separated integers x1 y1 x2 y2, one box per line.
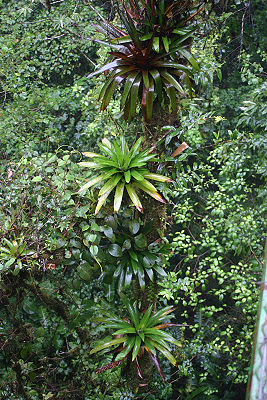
90 294 181 381
0 238 31 275
103 217 168 291
89 0 202 120
78 135 172 214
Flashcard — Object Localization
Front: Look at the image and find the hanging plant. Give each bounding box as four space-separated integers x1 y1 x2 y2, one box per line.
78 135 172 214
88 0 202 120
90 294 181 381
101 216 170 291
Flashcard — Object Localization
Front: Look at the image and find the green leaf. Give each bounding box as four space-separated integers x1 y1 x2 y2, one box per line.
131 258 138 274
121 71 139 109
142 70 149 89
108 244 122 257
120 135 128 158
150 69 163 104
113 326 136 335
153 37 160 53
143 337 157 355
161 71 185 94
144 329 180 347
124 170 131 183
137 266 145 290
95 187 113 214
122 239 131 250
162 36 169 53
128 221 140 235
130 74 141 118
98 174 121 197
117 6 142 49
144 173 172 182
124 265 133 288
79 171 116 193
178 48 199 71
134 233 147 249
32 176 42 182
149 340 177 366
115 336 135 360
113 139 124 166
134 182 166 204
146 268 154 281
126 184 143 213
118 269 125 292
89 336 125 355
111 35 131 44
126 137 143 166
114 181 125 213
139 304 153 329
88 59 125 78
146 306 176 328
120 293 140 329
153 265 167 276
132 336 142 361
131 169 144 181
5 258 16 268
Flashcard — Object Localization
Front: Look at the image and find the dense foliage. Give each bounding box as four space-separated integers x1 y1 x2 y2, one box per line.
0 0 266 399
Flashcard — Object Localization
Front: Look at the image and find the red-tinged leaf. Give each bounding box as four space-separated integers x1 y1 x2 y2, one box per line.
134 357 144 379
118 6 142 50
148 352 165 382
171 142 189 157
134 182 166 204
142 70 149 89
135 178 157 191
94 19 126 38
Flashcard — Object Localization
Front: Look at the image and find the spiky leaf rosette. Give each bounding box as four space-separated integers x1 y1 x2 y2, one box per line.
78 136 172 214
90 294 182 381
89 0 202 120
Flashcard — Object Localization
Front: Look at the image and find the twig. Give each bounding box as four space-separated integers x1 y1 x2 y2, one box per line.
238 1 250 68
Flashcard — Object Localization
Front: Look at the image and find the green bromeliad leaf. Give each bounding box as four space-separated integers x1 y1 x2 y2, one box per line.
78 136 172 214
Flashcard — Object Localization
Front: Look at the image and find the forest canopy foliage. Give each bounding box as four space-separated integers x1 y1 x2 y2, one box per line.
0 0 266 399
